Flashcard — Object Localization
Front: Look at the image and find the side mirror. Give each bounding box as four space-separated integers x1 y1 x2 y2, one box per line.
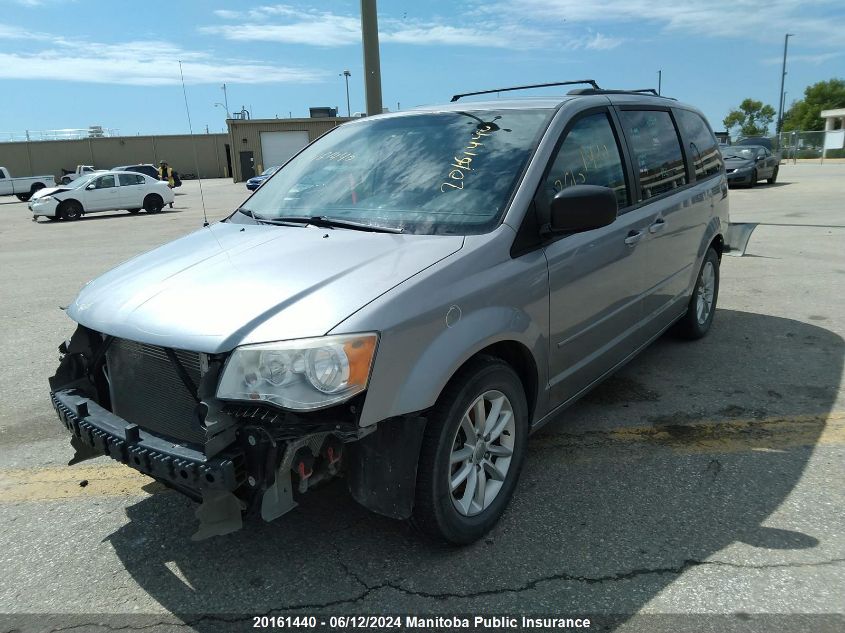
549 185 618 234
756 155 765 162
86 183 96 190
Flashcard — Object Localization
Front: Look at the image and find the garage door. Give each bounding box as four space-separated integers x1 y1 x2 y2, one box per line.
260 131 310 170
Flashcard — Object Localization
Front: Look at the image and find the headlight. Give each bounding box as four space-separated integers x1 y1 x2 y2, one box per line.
35 195 53 203
216 333 378 411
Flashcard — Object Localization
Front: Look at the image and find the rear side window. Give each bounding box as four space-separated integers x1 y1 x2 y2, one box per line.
619 110 687 200
118 173 144 186
675 109 723 180
540 112 629 210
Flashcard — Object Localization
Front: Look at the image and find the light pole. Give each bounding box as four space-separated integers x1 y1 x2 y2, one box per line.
340 70 351 117
360 0 383 116
657 69 662 96
214 102 229 121
221 84 230 119
776 33 794 135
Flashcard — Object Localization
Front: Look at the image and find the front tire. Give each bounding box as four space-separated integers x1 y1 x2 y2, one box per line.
59 200 83 221
673 247 719 340
411 357 529 544
767 166 779 184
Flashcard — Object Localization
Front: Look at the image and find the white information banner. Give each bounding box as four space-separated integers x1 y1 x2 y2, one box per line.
823 130 845 150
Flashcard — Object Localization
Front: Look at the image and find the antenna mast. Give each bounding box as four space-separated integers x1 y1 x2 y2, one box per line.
178 61 210 228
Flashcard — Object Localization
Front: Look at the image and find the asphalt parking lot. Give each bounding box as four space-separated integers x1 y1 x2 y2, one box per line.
0 167 843 632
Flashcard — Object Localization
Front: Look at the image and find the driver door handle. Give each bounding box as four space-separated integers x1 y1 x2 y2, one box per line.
649 218 666 234
624 230 643 246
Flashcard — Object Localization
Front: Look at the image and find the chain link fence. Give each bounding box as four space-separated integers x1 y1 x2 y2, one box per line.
776 130 833 160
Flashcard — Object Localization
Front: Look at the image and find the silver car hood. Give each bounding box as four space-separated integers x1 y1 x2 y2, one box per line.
68 222 464 353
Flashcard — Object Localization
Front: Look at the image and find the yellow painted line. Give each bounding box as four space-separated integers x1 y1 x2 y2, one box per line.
0 463 167 503
1 413 843 503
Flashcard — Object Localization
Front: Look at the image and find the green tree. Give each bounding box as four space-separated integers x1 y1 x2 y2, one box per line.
723 99 776 137
782 78 845 132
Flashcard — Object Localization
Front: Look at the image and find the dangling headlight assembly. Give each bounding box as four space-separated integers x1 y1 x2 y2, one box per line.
216 333 378 411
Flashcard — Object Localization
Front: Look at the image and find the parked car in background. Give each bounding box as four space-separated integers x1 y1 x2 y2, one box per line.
60 165 104 185
723 145 778 187
246 165 281 191
30 171 174 221
47 82 729 544
734 136 774 152
0 167 55 201
113 164 160 180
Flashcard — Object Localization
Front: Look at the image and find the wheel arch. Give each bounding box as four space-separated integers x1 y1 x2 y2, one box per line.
452 340 539 426
57 197 83 210
709 233 724 261
357 305 546 429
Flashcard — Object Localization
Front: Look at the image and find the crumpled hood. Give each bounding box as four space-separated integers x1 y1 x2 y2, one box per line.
31 186 71 200
68 222 464 353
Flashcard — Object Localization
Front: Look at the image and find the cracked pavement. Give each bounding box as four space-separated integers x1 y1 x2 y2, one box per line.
1 167 844 632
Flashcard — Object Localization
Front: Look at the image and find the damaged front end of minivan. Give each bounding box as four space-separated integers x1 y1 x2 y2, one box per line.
48 323 422 540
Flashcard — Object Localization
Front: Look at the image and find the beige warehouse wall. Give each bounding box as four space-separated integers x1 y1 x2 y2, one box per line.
0 134 228 180
227 118 350 181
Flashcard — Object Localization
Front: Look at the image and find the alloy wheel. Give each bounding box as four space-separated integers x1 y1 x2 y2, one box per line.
696 261 715 324
448 389 515 517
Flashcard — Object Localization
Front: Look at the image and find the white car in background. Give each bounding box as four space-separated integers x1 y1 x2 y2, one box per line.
30 171 174 221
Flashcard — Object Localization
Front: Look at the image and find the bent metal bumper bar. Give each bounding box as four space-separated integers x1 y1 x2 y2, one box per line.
51 389 244 491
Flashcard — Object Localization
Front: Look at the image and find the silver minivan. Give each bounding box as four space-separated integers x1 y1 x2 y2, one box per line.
49 82 729 543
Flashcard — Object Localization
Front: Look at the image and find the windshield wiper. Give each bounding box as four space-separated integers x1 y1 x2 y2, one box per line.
275 216 404 234
237 208 305 227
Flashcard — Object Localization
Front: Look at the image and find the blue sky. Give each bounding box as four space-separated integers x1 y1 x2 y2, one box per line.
0 0 843 139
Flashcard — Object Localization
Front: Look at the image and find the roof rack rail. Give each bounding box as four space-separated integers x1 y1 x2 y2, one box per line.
567 88 674 99
450 80 601 103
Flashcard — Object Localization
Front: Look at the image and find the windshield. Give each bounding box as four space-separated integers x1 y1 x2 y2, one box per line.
68 174 98 189
723 147 759 159
238 109 552 235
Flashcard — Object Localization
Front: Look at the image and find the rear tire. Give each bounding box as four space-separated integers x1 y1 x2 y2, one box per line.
411 357 529 545
673 247 720 340
767 166 779 184
59 200 83 221
143 194 163 214
18 182 44 202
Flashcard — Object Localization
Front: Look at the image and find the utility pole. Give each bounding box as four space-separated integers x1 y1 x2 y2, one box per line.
221 83 230 119
341 69 352 116
776 33 794 135
657 70 662 96
360 0 383 116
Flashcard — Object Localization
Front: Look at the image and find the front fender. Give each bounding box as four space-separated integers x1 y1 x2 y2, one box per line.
330 227 549 428
389 306 543 422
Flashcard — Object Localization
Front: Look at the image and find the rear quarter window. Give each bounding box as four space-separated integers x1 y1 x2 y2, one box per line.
675 109 723 180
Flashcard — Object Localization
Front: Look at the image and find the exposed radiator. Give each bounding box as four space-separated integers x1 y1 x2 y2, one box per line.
105 338 206 445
